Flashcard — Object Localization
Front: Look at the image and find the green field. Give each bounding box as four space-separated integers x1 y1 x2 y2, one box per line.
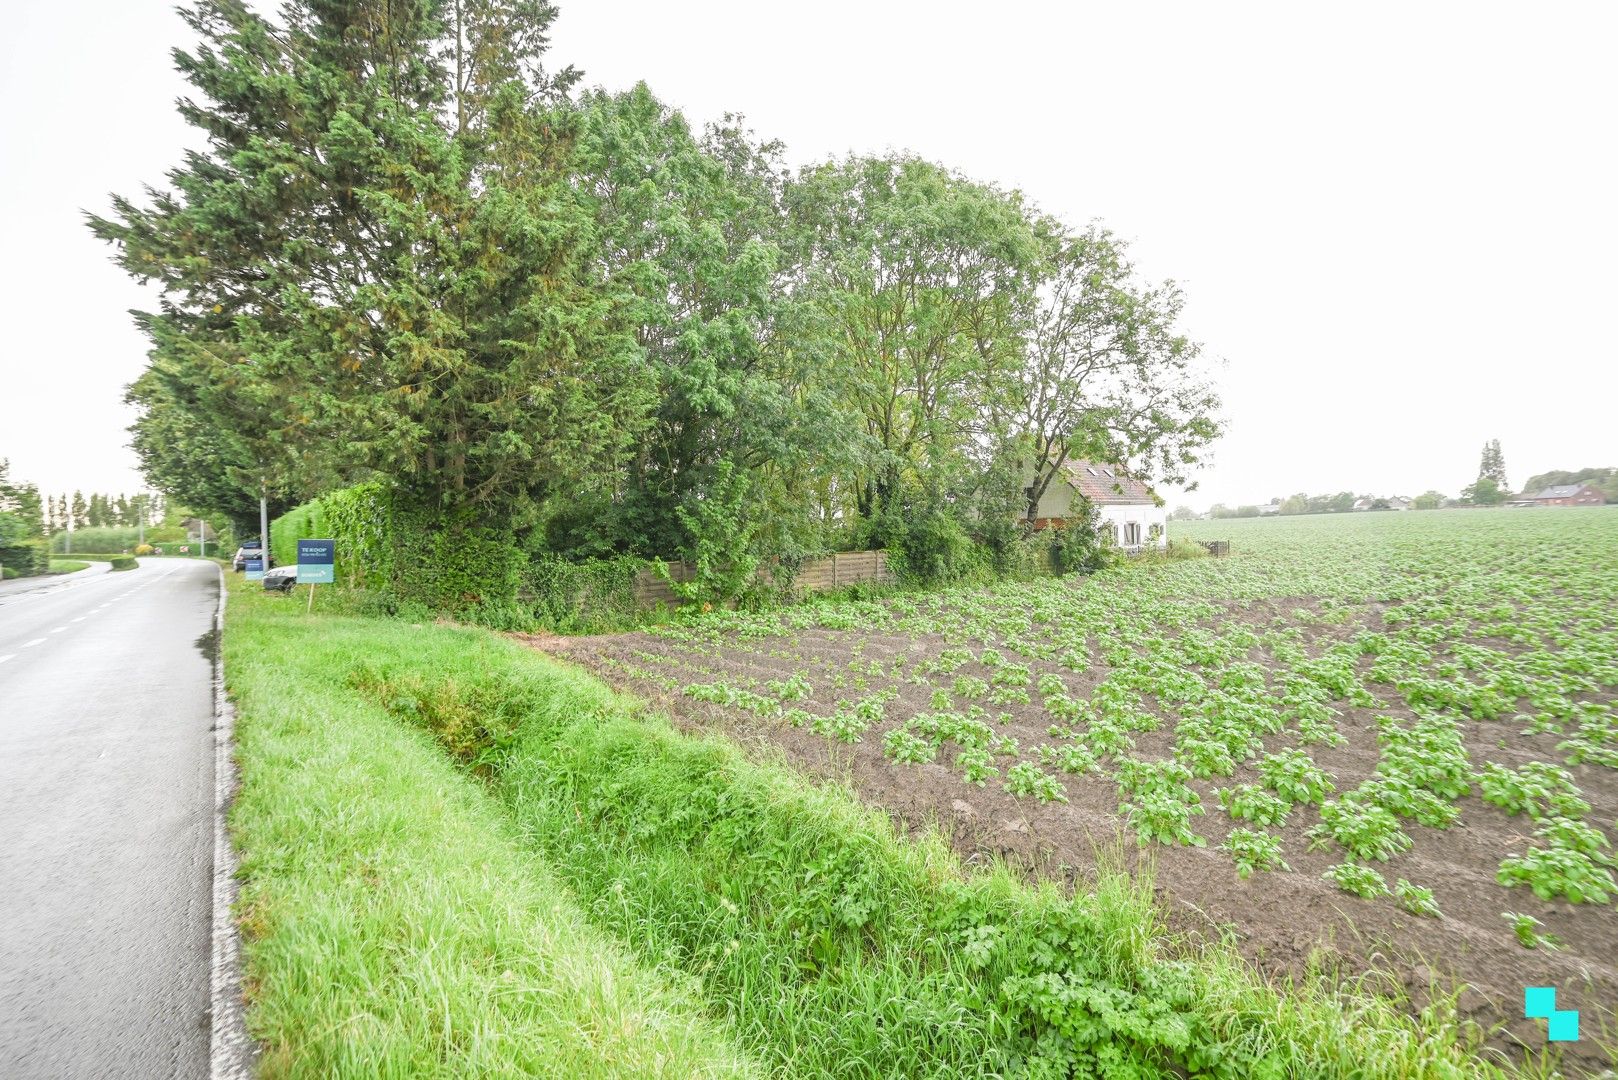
223 507 1618 1077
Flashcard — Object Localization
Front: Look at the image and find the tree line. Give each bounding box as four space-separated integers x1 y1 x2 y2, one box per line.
93 0 1220 604
1185 441 1617 519
41 492 161 532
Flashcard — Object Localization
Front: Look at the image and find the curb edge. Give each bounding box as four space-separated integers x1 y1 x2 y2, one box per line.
209 566 255 1078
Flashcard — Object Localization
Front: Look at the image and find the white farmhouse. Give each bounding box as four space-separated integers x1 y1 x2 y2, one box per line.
1026 460 1168 552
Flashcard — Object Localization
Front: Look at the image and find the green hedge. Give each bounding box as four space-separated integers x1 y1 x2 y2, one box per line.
269 503 321 568
109 555 138 571
272 484 524 624
63 550 210 561
271 482 394 588
51 526 201 553
524 555 644 633
0 539 50 577
385 500 524 625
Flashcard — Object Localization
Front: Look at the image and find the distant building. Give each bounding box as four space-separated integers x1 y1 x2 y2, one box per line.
1529 483 1605 507
1258 501 1281 516
1354 495 1412 512
1024 461 1168 552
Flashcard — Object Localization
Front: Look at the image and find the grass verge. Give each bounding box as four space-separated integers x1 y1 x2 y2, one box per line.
223 581 756 1078
48 559 90 574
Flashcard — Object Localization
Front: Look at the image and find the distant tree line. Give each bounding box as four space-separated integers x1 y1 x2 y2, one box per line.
1177 443 1613 521
1200 491 1449 518
42 492 161 532
91 0 1222 608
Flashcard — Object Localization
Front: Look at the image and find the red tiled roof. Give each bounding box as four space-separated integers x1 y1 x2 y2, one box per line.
1059 460 1156 505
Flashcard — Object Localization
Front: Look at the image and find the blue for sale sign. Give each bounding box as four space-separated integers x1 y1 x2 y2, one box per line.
244 556 265 581
297 539 336 584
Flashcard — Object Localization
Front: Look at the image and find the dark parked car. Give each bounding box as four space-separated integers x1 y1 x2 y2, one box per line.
232 539 264 572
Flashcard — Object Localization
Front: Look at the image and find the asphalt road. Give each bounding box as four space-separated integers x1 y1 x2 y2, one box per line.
0 559 220 1079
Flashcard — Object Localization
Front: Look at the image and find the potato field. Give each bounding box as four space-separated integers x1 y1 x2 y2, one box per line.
553 508 1618 1068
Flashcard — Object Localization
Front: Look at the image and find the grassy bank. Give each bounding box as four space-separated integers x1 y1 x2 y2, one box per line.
48 559 90 573
228 576 1527 1078
223 582 756 1078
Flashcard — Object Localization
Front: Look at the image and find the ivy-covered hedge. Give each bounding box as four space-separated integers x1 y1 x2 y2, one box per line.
385 500 526 625
524 555 644 633
271 482 394 589
271 484 527 624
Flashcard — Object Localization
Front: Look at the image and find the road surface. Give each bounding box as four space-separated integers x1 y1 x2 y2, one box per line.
0 559 220 1078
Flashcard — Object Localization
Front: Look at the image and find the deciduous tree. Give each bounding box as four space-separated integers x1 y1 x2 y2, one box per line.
1011 227 1220 524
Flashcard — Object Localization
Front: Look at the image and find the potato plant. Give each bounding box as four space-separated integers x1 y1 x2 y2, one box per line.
1223 828 1289 878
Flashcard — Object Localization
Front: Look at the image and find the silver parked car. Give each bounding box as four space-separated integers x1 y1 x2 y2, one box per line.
232 539 265 572
262 564 297 592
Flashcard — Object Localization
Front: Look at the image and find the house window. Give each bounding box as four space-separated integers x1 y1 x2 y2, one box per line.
1124 522 1141 547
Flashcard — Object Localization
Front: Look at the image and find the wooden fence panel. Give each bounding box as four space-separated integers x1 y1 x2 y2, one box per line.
627 550 894 609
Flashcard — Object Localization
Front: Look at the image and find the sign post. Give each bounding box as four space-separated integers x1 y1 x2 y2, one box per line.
244 555 265 582
296 539 336 613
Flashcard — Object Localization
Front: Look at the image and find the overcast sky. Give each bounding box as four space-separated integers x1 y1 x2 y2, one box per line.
2 1 1613 511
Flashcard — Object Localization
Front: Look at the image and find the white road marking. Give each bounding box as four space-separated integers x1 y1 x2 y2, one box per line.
21 638 46 649
71 617 86 623
0 654 14 665
51 626 68 634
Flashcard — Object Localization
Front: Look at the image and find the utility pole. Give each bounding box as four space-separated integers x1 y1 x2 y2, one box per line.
137 492 146 547
259 479 270 569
